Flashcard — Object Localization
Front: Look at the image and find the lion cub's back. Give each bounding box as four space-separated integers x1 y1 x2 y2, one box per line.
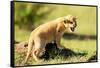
30 21 57 39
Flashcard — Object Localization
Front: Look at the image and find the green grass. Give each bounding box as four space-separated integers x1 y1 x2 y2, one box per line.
61 39 96 57
15 38 97 66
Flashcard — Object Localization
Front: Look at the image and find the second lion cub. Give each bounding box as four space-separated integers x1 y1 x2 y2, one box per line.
24 15 77 64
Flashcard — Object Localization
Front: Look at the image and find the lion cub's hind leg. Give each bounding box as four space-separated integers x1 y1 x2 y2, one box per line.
32 49 40 62
32 39 46 62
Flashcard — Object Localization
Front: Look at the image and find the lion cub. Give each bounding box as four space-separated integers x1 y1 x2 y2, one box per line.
23 15 77 64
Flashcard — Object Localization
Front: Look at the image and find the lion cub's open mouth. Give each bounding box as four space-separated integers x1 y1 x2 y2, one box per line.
70 27 75 32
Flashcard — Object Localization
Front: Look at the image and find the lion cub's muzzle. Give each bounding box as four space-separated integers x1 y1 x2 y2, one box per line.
70 24 77 32
70 27 75 32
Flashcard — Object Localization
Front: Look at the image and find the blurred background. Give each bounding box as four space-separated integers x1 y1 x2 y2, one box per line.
14 2 96 41
14 1 97 65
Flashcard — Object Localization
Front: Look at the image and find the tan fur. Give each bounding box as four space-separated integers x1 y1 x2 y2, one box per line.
23 15 77 64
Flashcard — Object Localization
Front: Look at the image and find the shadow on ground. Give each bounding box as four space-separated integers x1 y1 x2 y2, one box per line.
39 42 87 60
88 55 97 62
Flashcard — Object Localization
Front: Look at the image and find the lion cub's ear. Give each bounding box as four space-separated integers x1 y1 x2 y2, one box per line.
64 19 67 24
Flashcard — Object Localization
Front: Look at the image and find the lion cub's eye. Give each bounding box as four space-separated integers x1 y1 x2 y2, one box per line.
66 20 72 24
70 22 73 24
64 20 67 24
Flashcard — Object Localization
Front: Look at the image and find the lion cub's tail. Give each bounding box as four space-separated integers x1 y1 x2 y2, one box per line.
21 39 34 65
